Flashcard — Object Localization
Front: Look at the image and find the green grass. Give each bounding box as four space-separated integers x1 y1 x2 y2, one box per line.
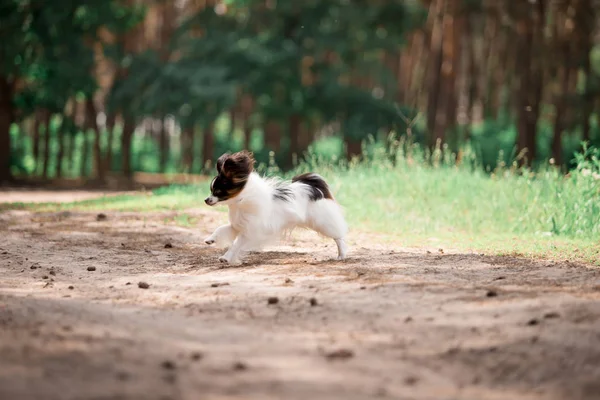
3 145 600 265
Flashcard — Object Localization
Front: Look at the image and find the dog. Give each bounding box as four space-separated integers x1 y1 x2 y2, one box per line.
203 151 348 265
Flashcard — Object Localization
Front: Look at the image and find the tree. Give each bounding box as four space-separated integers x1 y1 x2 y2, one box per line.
577 0 596 145
550 1 575 167
426 0 447 148
186 0 424 162
0 78 11 183
0 0 142 182
514 1 547 166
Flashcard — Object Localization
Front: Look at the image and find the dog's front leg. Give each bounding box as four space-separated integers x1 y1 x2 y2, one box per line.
204 224 237 247
218 234 250 265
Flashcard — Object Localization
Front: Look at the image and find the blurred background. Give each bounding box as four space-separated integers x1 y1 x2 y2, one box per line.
1 0 599 187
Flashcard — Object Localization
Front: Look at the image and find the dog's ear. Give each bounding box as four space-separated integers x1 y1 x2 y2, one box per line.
216 152 230 174
220 151 255 180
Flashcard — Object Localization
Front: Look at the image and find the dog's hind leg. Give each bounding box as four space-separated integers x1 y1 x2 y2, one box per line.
306 200 349 260
334 238 348 260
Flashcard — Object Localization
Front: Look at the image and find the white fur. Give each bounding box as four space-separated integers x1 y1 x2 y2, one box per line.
204 172 348 265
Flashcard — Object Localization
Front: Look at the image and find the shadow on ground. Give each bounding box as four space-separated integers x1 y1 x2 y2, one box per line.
1 209 599 400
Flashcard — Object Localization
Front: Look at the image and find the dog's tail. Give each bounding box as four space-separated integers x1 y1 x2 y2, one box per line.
292 172 335 201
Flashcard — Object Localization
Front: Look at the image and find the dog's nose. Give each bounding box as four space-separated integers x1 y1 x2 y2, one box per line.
204 197 211 205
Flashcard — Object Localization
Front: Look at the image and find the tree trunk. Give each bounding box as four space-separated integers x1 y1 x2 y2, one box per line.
181 125 195 172
242 116 252 151
159 0 176 59
515 1 545 166
86 98 105 182
444 0 463 152
581 58 592 144
464 5 478 139
67 131 75 176
0 76 13 183
287 113 302 168
202 120 215 171
153 0 175 171
483 12 499 119
121 118 135 179
551 66 571 166
426 0 446 149
385 51 403 104
105 113 116 172
551 10 573 168
345 138 362 160
32 110 42 174
79 100 89 178
496 26 513 122
264 120 282 151
299 118 314 155
42 111 52 179
80 129 89 178
580 0 594 143
228 109 237 141
159 117 169 172
55 116 67 179
241 95 253 150
406 31 427 107
528 3 545 165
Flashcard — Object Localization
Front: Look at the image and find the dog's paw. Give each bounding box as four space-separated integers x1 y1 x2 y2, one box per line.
204 238 215 245
218 255 241 266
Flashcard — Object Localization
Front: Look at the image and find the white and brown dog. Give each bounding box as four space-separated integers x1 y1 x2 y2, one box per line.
204 151 348 265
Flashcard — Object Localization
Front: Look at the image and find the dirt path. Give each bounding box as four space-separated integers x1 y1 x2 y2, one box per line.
1 206 599 400
0 189 138 204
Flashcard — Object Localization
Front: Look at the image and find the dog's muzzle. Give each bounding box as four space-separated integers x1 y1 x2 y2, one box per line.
205 196 218 206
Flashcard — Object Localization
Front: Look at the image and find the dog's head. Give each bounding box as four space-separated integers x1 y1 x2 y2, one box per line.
205 151 255 206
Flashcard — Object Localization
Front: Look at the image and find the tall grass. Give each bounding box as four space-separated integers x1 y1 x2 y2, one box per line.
285 142 600 241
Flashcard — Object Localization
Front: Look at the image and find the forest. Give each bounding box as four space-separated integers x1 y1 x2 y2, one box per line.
1 0 599 184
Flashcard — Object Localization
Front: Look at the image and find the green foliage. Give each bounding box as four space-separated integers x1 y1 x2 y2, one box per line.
470 118 600 171
110 0 425 147
1 0 143 116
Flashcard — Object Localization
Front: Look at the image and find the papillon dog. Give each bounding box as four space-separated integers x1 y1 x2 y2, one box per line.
203 151 348 265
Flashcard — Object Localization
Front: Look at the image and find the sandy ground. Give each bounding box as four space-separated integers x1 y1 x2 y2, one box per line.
1 199 600 400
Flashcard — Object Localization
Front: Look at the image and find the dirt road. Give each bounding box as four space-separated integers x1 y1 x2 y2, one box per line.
1 206 599 400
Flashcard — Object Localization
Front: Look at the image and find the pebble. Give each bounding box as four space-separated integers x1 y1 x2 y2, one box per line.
325 349 354 360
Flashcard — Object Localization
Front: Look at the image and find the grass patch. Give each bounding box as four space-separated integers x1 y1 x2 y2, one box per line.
3 145 600 265
0 185 209 214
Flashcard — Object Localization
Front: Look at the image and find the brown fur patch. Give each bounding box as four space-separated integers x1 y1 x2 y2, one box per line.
211 151 255 201
217 151 254 179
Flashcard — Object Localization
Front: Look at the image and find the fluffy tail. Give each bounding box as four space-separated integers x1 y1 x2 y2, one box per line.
292 173 334 201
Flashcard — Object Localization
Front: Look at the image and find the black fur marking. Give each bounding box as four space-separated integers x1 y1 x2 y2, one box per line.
292 173 333 201
273 185 294 202
210 151 255 201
